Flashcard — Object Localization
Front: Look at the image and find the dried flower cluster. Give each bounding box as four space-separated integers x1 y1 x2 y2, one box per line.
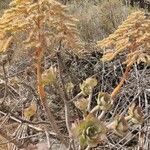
0 0 82 55
97 11 150 67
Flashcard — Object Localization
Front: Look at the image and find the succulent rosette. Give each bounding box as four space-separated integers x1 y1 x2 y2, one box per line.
127 103 144 124
74 97 89 112
71 114 107 148
97 92 112 111
79 77 97 96
112 115 129 136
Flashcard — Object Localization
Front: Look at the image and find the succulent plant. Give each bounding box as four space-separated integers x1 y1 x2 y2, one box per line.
127 103 144 124
97 92 112 111
65 82 74 93
74 97 89 112
112 115 128 136
71 113 107 148
79 77 97 96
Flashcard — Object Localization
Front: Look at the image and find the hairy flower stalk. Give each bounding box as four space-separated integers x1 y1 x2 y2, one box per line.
36 46 68 145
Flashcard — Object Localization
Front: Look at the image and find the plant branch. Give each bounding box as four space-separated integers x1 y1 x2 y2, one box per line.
1 63 8 104
98 110 106 120
68 92 83 103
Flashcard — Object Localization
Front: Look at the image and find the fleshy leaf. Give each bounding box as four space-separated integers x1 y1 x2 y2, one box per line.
24 101 37 120
65 82 74 93
113 115 128 136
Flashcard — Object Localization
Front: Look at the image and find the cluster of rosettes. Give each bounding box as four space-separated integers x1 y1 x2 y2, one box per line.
73 77 144 148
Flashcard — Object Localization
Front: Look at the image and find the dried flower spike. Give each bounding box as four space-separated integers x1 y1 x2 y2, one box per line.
97 11 150 67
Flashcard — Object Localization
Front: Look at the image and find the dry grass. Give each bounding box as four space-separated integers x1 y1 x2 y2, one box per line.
69 0 130 43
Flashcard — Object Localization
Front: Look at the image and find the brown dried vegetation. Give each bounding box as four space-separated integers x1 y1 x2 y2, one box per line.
0 0 149 150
